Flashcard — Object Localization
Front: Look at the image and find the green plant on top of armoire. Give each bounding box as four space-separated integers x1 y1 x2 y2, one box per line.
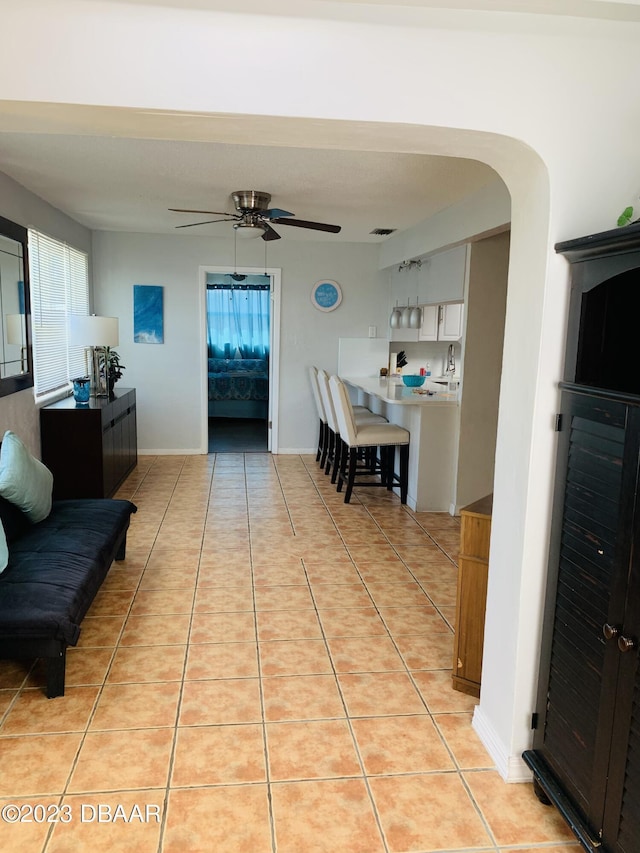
106 349 126 395
617 205 640 227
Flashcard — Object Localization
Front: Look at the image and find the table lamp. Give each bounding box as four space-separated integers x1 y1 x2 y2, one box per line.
68 315 119 397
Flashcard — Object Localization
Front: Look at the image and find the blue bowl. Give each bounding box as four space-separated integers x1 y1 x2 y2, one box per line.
402 374 426 387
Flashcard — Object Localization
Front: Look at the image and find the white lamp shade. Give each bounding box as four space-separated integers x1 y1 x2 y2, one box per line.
69 315 119 347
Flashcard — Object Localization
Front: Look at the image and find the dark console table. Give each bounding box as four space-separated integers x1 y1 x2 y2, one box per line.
40 387 137 499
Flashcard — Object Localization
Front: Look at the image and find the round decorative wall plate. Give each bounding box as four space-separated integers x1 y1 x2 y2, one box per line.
311 280 342 312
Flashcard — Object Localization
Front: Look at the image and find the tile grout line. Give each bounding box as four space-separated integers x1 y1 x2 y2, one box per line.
154 452 216 853
249 452 280 853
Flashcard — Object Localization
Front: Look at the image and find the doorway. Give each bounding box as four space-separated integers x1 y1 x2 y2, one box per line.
200 265 281 454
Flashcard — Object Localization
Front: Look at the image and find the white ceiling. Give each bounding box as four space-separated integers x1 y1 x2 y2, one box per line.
0 127 498 243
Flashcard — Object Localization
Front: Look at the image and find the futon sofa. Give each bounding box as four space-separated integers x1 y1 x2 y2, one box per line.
0 430 136 698
0 496 136 697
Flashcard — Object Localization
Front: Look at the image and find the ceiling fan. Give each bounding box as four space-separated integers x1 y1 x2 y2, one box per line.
169 190 341 241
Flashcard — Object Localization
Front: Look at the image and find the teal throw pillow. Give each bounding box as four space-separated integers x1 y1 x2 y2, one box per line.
0 519 7 574
0 431 53 523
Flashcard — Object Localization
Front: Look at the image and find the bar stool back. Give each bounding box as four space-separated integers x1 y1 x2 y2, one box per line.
308 366 328 465
317 369 386 482
317 368 346 479
329 375 410 504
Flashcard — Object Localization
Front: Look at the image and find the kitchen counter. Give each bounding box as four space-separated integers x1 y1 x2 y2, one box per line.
342 376 459 513
342 376 458 406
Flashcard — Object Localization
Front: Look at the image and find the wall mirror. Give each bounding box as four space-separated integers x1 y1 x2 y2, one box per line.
0 215 33 397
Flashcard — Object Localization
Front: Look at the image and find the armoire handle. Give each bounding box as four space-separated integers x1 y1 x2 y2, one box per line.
603 623 621 641
617 635 638 653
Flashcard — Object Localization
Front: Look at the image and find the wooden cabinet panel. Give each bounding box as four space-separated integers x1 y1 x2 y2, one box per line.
452 494 492 697
40 388 137 499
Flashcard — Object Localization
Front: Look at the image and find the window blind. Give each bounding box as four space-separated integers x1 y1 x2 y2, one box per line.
28 230 90 399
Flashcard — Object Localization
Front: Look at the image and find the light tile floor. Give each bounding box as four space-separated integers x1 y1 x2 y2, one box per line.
0 453 581 853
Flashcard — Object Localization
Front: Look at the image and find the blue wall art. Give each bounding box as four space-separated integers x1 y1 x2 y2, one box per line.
133 284 164 344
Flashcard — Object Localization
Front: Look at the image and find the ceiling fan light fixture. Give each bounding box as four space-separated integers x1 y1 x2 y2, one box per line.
233 221 265 239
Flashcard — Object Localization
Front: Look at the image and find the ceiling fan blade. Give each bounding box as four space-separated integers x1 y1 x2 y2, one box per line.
261 223 281 241
262 208 294 219
271 217 341 234
169 208 237 217
175 218 235 229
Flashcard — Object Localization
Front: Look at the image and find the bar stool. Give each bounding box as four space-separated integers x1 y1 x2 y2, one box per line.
316 369 386 483
308 366 328 466
329 374 410 504
309 366 376 471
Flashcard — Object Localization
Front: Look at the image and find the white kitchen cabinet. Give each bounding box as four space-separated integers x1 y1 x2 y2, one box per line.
440 302 465 340
418 304 439 340
418 244 469 304
419 301 464 341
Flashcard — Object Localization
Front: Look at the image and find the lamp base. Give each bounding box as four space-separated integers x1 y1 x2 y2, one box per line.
91 347 109 397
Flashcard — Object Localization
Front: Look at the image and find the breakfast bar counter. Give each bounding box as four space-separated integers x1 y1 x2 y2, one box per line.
342 376 459 513
343 375 459 406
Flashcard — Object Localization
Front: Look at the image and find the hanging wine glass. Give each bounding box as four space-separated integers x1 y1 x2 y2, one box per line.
409 298 423 329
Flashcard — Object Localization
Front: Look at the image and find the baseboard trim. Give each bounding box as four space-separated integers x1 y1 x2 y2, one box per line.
472 705 533 783
138 449 205 456
275 448 316 455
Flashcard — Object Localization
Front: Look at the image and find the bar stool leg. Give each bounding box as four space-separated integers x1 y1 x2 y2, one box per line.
336 439 349 492
344 446 358 503
316 419 324 462
331 436 343 484
324 429 335 475
378 446 387 486
386 445 395 491
399 444 409 504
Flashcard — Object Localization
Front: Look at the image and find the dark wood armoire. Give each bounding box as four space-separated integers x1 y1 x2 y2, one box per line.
523 223 640 852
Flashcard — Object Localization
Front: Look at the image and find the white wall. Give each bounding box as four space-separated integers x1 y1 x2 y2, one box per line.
0 171 92 456
3 0 640 782
91 231 388 453
380 181 511 271
456 231 510 510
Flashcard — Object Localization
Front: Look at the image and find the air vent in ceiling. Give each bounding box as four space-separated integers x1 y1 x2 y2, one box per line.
370 228 396 236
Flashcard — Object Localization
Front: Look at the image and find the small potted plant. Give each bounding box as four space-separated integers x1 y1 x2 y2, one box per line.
106 349 126 396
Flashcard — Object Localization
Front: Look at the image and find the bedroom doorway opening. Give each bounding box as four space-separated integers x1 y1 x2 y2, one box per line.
201 267 280 453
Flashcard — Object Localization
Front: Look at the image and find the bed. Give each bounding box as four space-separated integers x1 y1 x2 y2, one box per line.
207 357 269 419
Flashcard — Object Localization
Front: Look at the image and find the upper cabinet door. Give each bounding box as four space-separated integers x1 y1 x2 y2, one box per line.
440 302 465 340
419 244 469 304
418 304 439 340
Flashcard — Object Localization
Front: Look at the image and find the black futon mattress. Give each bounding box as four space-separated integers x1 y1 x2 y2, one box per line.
0 498 137 646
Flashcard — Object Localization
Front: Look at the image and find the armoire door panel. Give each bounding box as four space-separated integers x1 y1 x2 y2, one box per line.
538 393 628 825
602 661 640 851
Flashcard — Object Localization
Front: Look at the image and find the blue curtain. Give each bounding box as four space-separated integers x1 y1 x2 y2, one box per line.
206 284 270 359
